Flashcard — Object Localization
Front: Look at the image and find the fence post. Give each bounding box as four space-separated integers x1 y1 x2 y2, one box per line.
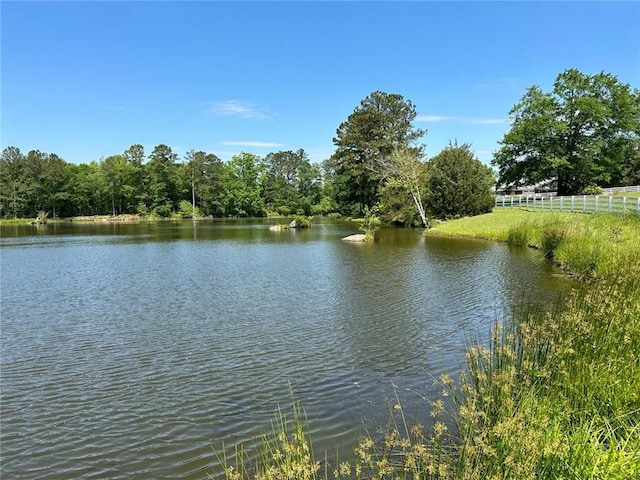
623 197 627 216
550 196 554 211
595 196 599 213
571 195 574 212
510 196 514 208
637 198 640 217
583 195 586 213
609 196 612 213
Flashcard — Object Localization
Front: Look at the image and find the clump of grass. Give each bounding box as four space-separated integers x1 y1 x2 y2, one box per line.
216 401 321 480
540 217 568 258
216 389 457 480
506 220 530 246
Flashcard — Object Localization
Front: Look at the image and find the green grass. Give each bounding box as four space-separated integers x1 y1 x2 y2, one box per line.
430 209 640 278
613 190 640 198
0 217 34 224
428 209 538 240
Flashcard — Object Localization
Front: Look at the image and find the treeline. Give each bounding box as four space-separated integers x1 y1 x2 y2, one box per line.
0 140 495 224
0 145 328 219
4 69 636 221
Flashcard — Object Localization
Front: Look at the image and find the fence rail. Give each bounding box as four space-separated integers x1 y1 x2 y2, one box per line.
601 185 640 194
495 194 640 217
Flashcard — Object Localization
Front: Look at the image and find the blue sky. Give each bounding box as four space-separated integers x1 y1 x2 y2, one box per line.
2 1 639 167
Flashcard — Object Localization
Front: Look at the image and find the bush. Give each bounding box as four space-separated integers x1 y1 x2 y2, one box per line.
359 206 380 240
581 184 604 195
292 215 312 228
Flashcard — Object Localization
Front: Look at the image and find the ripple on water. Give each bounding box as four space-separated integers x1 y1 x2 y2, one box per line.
0 222 572 479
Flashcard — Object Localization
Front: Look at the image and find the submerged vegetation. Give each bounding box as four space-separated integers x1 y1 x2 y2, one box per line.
215 210 639 479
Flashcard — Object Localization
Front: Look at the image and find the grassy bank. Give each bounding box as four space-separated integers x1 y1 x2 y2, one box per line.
428 209 640 479
429 209 640 278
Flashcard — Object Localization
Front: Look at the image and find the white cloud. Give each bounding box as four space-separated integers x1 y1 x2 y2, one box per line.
223 141 285 148
416 115 453 122
208 100 267 119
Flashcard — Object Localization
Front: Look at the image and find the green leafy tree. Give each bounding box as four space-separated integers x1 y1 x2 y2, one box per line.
123 144 146 208
101 154 139 215
222 152 265 217
327 91 425 215
12 149 71 218
493 69 640 195
426 142 495 219
0 146 30 218
184 149 225 216
375 148 429 227
146 144 180 216
66 163 97 216
262 149 323 215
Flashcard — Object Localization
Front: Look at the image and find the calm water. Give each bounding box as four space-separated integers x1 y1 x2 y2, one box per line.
0 219 572 479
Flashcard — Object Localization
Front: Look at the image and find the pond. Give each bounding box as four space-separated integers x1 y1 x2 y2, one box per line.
0 219 573 479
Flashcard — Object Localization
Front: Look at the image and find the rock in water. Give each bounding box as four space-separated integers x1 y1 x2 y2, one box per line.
342 234 367 242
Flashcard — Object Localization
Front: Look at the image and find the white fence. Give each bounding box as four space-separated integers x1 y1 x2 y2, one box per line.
601 185 640 194
495 194 640 217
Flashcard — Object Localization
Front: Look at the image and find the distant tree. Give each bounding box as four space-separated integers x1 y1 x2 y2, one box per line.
12 149 71 218
426 142 495 219
375 148 429 227
101 154 139 216
262 149 323 215
493 69 640 195
146 144 179 216
0 146 29 218
623 149 640 185
184 149 225 216
223 152 265 217
327 91 425 215
123 144 146 208
66 162 98 216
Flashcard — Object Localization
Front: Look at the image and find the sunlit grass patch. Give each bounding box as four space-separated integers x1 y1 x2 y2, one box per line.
428 209 540 240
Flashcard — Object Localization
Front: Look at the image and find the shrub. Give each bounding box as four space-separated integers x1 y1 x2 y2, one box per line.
581 184 604 195
292 215 312 228
359 207 380 241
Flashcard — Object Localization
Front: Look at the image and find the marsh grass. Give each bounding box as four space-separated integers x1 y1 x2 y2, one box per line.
216 211 639 479
540 217 568 258
452 268 640 479
506 220 530 246
215 401 321 480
